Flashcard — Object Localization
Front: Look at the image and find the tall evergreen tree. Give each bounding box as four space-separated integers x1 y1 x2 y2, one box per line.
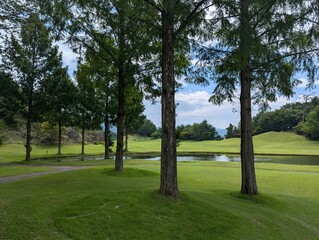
204 0 319 194
38 0 157 171
143 0 212 197
40 65 77 154
78 48 117 159
75 62 104 156
2 13 66 161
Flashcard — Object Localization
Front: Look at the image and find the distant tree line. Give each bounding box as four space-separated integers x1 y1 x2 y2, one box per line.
176 120 222 141
137 119 222 141
252 97 319 140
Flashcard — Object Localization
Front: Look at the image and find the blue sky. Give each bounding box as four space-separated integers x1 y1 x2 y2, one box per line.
58 42 318 130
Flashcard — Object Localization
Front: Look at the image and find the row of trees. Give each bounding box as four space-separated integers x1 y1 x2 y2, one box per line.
1 0 319 197
0 13 145 160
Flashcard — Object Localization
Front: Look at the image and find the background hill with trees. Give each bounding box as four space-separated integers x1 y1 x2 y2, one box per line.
253 96 319 140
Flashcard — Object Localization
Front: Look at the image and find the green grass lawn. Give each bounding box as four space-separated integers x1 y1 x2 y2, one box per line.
0 165 52 178
0 160 318 239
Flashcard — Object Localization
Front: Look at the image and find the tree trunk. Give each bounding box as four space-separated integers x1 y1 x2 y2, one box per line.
25 92 32 161
58 112 62 155
239 0 258 195
159 0 178 197
240 67 258 194
115 8 125 172
104 114 110 159
81 125 85 156
125 129 128 152
115 62 125 171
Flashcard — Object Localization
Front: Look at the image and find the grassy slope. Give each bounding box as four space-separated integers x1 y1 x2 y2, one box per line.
1 132 319 164
0 161 318 239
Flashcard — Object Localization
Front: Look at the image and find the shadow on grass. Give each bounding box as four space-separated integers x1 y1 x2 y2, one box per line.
229 191 283 207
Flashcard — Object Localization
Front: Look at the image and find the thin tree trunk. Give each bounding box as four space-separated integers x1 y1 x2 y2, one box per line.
239 0 258 194
159 0 178 197
125 129 128 152
115 62 125 171
104 114 110 159
81 125 85 155
25 92 32 161
58 113 62 155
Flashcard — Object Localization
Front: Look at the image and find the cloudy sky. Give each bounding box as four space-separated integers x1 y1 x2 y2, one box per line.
58 42 318 130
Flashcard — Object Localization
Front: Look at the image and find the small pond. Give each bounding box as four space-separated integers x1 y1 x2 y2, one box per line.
124 154 319 166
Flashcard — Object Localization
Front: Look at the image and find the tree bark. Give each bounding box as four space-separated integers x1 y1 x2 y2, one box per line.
81 125 85 156
104 113 110 159
240 67 258 194
239 0 258 194
115 7 125 172
125 129 128 152
159 0 178 197
25 91 32 161
57 111 62 155
115 62 125 171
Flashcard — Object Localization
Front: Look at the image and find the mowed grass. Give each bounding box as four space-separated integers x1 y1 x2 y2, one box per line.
0 161 318 239
0 165 52 178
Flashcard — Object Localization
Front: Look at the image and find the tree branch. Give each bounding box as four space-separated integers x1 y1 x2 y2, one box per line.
175 0 211 37
251 48 319 70
142 0 163 14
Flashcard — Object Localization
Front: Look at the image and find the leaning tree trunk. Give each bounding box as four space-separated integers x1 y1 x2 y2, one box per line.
115 62 125 171
159 0 178 197
25 91 32 161
239 0 258 194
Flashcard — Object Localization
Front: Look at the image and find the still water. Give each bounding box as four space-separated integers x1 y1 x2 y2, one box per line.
128 154 319 166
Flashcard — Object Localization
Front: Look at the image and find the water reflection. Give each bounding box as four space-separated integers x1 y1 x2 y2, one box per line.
133 154 319 166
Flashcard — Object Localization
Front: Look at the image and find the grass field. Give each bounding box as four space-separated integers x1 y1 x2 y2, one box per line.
1 132 319 239
0 160 318 239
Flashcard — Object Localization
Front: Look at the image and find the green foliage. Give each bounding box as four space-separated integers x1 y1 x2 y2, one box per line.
295 105 319 140
150 127 162 139
136 119 156 138
254 109 303 135
253 97 319 136
178 120 221 141
225 123 240 139
74 63 104 131
0 71 22 125
207 1 317 107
